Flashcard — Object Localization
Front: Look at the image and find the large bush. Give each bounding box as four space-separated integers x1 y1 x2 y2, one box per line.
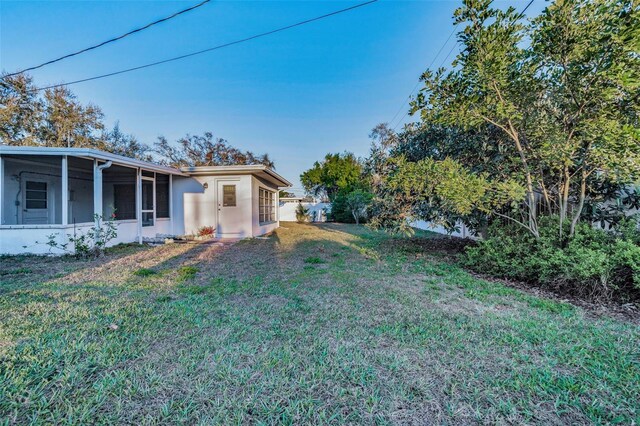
329 190 373 224
464 217 640 301
329 191 355 223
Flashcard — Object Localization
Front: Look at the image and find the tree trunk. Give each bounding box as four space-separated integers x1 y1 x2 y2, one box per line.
570 170 587 237
558 166 571 240
512 133 539 238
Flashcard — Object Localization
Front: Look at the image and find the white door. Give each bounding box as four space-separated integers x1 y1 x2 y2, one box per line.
22 180 50 224
216 181 242 236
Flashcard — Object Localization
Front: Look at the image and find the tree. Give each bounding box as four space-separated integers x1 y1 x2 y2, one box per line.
369 156 524 234
1 74 107 149
279 190 296 198
102 122 152 161
0 73 151 162
40 86 105 148
155 132 275 169
300 152 363 201
344 190 374 225
401 0 640 238
0 73 42 145
528 0 640 236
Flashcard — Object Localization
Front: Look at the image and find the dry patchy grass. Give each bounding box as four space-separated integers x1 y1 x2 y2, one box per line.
0 222 639 424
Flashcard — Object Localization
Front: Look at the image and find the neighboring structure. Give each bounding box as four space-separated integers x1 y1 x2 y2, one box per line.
279 198 331 222
0 146 291 255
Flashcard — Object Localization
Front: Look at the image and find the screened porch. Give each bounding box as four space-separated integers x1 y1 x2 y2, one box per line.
0 151 178 253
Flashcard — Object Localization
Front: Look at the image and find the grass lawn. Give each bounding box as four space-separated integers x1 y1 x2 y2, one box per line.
1 222 639 424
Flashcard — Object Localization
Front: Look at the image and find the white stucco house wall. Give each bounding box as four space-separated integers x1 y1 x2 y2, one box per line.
0 146 291 255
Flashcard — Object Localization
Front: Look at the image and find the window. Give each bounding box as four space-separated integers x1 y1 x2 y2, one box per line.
25 181 47 209
259 188 276 224
156 174 170 218
223 185 236 207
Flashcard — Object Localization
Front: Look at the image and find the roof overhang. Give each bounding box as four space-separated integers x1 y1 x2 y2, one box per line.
181 164 292 188
0 146 187 176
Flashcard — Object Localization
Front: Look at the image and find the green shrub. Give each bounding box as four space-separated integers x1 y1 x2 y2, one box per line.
295 203 309 223
328 192 353 222
463 216 640 300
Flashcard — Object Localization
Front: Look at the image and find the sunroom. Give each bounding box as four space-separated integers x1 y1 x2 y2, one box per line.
0 146 184 255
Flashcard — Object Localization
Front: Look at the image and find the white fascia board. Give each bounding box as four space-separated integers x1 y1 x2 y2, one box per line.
0 146 186 176
181 164 292 188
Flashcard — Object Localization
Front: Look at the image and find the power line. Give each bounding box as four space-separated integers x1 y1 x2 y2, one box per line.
3 0 212 78
519 0 536 18
387 25 458 129
390 0 536 132
28 0 379 92
392 32 460 131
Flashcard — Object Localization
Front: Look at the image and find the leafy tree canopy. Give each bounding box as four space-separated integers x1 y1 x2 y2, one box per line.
300 152 363 201
0 73 275 167
371 0 640 238
154 132 275 169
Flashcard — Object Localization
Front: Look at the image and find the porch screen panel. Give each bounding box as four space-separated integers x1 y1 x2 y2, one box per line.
67 156 94 224
113 184 136 220
156 174 170 218
104 165 137 220
6 155 63 225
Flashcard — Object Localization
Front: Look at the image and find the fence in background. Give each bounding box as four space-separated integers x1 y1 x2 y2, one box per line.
279 202 331 222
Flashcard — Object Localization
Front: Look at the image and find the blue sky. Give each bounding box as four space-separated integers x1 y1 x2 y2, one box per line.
1 0 544 194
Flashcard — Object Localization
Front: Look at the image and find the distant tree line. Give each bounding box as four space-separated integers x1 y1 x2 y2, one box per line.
0 73 274 169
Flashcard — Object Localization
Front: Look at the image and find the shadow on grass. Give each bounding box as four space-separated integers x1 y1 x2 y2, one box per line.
1 223 639 425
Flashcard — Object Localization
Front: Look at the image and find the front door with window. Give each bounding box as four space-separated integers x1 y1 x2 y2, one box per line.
216 181 242 235
22 180 50 224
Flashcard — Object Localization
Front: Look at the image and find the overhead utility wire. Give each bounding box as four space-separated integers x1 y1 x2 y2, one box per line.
391 32 460 131
28 0 379 92
387 25 458 129
3 0 211 78
390 0 535 131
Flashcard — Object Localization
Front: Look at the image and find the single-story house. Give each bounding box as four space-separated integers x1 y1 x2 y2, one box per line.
0 146 291 255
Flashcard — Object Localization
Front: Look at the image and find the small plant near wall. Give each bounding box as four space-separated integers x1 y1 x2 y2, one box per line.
197 226 215 237
296 203 309 223
40 214 118 258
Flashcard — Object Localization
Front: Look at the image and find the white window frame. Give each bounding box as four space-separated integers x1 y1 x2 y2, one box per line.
21 178 54 224
259 187 276 225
